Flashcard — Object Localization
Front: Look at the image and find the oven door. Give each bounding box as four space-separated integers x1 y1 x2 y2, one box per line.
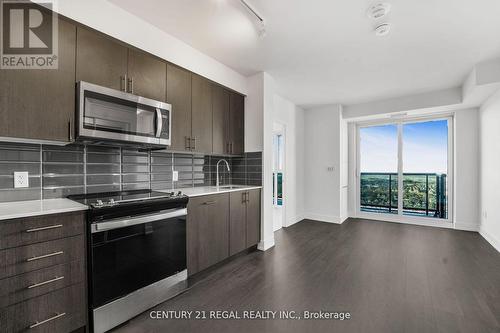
77 81 171 146
90 208 186 309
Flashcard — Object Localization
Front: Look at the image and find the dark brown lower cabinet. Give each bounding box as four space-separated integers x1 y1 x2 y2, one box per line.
187 189 261 276
0 283 86 333
230 189 261 254
187 194 229 275
0 212 87 333
229 191 247 255
246 189 261 247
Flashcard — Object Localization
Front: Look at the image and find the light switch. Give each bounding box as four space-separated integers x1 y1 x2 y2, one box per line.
172 170 179 182
14 172 29 188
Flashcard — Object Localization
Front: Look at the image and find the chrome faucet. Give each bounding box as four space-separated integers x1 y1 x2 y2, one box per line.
216 159 231 189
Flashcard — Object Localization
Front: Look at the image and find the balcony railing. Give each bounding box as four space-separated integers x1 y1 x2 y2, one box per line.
360 172 447 218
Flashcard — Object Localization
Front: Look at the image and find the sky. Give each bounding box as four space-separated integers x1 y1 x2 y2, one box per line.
360 120 448 174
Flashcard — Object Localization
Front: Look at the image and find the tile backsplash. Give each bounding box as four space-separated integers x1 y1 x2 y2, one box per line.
0 142 262 203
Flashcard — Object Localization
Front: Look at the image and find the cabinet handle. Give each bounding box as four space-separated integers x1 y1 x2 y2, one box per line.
26 251 64 262
128 77 134 94
26 224 63 233
226 142 230 154
203 201 216 205
242 192 246 204
191 137 196 150
230 142 233 154
120 75 127 91
185 136 191 150
27 276 64 289
68 119 73 142
29 312 66 329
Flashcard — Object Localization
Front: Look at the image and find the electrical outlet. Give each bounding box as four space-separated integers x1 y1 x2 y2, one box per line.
14 172 29 188
172 170 179 182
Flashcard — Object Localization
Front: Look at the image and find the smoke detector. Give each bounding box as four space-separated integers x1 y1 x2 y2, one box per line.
374 23 391 36
367 3 391 19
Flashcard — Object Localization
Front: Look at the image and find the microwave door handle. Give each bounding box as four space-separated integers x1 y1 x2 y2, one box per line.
91 208 187 233
155 108 163 138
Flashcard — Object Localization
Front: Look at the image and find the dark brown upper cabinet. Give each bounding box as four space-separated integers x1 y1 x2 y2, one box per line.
191 75 213 154
212 85 230 155
167 64 192 151
229 92 245 155
76 27 128 91
0 17 76 143
127 49 167 101
76 27 167 101
0 8 245 150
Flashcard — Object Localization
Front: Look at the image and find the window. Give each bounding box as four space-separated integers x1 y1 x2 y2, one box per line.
358 117 451 221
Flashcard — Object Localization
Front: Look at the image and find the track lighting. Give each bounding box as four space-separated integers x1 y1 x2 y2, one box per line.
239 0 266 37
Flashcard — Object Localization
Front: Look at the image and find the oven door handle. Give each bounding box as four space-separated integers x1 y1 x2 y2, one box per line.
91 208 187 233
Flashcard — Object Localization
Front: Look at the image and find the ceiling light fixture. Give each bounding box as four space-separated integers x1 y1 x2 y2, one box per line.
374 23 391 36
366 3 391 19
239 0 266 37
366 2 392 37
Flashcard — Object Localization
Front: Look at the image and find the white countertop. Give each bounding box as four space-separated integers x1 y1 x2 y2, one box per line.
161 185 262 198
0 198 88 221
0 186 261 221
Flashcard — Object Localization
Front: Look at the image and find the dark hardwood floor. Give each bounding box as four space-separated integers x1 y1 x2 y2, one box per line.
113 218 500 333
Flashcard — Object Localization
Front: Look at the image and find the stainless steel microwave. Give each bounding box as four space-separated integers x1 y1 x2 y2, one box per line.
76 81 171 147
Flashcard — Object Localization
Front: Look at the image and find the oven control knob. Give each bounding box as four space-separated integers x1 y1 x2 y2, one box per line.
177 191 182 196
109 198 115 205
96 200 103 207
170 192 175 196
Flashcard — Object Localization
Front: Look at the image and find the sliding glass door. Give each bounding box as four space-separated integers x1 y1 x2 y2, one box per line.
359 124 399 214
402 120 449 218
358 117 452 222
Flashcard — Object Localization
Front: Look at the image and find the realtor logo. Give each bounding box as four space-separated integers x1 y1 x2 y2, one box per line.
1 0 58 69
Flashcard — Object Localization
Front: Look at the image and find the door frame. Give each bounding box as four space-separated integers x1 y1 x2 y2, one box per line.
272 122 286 230
354 114 454 227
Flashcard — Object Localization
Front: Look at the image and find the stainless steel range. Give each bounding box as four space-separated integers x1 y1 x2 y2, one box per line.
68 189 189 333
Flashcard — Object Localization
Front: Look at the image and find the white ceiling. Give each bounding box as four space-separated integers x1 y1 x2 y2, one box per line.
109 0 500 107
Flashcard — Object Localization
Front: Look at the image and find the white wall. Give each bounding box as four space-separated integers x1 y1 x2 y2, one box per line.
259 73 276 251
273 94 305 227
245 74 264 152
454 109 480 231
340 109 349 221
344 108 480 231
343 88 462 120
479 91 500 252
303 104 345 223
54 0 248 94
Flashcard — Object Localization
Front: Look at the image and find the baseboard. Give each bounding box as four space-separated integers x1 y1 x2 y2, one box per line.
257 238 275 251
304 213 344 224
454 221 480 232
480 227 500 253
285 214 305 228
